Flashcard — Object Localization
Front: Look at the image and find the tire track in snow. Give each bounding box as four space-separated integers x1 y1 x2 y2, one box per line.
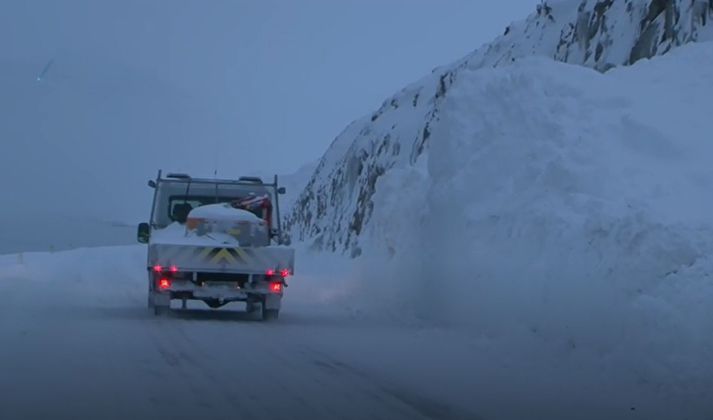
302 347 482 420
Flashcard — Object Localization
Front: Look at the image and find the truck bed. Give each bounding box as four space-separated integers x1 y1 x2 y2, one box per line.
148 242 295 274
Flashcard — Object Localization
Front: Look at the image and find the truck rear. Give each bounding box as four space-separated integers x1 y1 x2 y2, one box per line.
136 172 295 321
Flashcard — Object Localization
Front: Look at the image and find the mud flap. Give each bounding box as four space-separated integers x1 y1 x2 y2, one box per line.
151 292 171 307
263 294 281 310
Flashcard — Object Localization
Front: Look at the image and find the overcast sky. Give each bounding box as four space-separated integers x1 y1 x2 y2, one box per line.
1 0 539 176
0 0 539 251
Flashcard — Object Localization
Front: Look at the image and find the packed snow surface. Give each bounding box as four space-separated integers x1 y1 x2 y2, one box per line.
0 246 481 420
1 243 712 419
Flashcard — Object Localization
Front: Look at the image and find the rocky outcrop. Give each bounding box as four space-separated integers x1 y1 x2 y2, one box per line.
287 0 713 256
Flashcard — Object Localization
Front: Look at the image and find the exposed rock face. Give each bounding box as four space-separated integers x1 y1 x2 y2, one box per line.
287 0 713 256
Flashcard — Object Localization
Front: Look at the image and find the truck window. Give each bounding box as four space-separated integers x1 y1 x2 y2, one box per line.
167 196 265 223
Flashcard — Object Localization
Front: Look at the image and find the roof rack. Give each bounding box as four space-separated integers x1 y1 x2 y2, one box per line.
166 173 191 180
155 171 278 188
238 176 263 183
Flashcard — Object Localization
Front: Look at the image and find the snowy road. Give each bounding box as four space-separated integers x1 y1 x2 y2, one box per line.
2 246 711 420
0 247 476 420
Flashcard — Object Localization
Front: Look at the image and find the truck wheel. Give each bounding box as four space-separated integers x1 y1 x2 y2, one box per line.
246 301 258 314
262 308 279 321
154 306 169 316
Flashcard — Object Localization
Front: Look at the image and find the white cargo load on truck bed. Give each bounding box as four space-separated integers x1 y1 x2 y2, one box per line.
187 203 261 222
150 222 240 246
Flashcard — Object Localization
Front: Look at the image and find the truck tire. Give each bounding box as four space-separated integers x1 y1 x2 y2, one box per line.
154 305 169 316
246 300 258 314
262 308 279 321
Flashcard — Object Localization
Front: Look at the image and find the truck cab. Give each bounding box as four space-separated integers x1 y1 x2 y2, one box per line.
137 171 294 320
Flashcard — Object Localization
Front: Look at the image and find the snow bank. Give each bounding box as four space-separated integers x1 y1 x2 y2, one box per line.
290 0 713 254
329 42 713 409
0 245 146 288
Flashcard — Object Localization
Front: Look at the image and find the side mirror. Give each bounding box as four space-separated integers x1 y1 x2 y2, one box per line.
148 180 157 188
137 223 150 244
277 187 286 195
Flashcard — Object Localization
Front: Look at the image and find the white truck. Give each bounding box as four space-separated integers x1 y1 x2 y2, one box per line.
137 171 295 320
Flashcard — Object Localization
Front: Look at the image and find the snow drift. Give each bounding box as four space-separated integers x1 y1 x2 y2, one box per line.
289 0 713 254
299 41 713 415
284 0 713 413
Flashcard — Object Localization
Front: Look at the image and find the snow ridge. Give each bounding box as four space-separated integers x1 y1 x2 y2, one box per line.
287 0 713 255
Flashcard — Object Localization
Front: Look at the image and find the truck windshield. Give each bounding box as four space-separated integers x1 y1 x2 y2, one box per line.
168 196 265 223
152 181 274 228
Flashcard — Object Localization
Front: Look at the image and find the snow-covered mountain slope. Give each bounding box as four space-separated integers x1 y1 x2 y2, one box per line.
284 6 713 408
288 0 713 255
304 41 713 414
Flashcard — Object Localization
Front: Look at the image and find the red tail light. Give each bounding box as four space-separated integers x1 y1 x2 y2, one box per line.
158 278 171 290
152 265 163 273
169 265 179 273
269 282 283 293
266 269 276 277
280 269 290 278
